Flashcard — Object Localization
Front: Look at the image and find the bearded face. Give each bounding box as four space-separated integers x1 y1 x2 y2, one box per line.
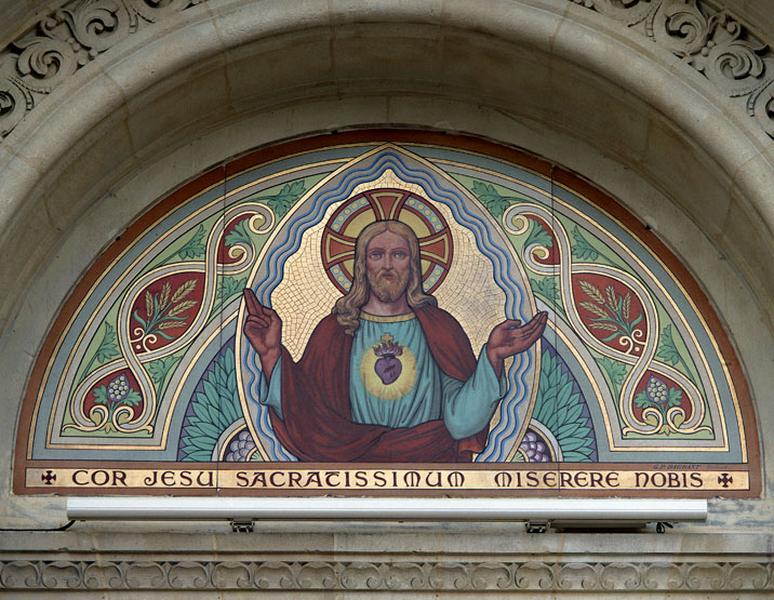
364 230 412 304
367 266 410 302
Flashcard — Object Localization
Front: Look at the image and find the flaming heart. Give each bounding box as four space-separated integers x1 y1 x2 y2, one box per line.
372 333 403 385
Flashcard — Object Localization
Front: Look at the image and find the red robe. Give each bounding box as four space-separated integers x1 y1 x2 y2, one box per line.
269 304 489 462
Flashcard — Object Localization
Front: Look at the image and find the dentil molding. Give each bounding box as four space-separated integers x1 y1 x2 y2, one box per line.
0 0 772 140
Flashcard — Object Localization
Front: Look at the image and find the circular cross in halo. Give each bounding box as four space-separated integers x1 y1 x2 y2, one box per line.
321 188 454 294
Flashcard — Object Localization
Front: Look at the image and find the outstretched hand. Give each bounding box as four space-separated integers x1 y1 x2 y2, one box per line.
486 312 548 377
243 289 282 377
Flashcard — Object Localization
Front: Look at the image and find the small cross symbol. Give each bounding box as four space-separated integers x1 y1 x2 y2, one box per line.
717 473 733 488
41 470 56 485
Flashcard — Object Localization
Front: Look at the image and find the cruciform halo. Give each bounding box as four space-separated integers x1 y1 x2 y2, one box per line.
321 187 454 295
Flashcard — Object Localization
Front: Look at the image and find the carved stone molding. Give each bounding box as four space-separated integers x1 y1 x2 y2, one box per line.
1 558 772 591
571 0 774 137
0 0 772 140
0 0 203 137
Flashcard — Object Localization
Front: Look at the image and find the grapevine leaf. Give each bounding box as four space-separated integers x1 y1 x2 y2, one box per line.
530 277 558 303
634 391 652 408
667 387 683 406
122 389 142 406
93 386 108 405
598 357 627 387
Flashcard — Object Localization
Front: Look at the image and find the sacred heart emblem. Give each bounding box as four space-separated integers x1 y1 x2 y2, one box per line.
372 333 403 385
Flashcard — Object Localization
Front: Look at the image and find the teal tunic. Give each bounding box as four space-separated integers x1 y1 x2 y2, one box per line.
258 312 504 440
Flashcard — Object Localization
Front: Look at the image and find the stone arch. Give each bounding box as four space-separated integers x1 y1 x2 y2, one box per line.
0 0 772 524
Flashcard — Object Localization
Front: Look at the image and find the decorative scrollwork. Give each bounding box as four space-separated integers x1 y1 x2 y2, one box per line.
63 201 273 436
505 203 713 437
0 0 772 138
3 559 768 591
0 0 202 137
575 0 774 138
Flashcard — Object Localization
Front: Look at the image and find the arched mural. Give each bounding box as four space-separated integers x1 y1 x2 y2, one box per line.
14 131 760 496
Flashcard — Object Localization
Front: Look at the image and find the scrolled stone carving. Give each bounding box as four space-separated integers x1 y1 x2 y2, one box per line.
82 562 124 589
386 561 428 590
40 560 82 589
60 1 132 54
211 561 253 589
0 0 772 140
123 561 167 589
573 0 774 138
684 562 727 590
0 560 41 589
572 0 657 27
126 0 202 22
339 561 386 590
726 562 770 590
167 561 210 589
641 562 685 590
13 34 78 93
469 561 513 590
652 0 709 56
427 562 471 590
0 0 201 137
295 561 339 589
0 559 771 591
253 560 295 589
513 561 555 590
557 562 601 590
599 562 642 591
749 75 774 136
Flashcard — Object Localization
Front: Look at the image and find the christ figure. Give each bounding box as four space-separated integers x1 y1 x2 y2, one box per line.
243 219 547 462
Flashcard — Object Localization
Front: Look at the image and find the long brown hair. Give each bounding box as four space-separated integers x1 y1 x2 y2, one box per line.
334 220 436 335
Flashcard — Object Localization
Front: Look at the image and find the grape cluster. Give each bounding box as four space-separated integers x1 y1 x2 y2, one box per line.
107 374 130 402
225 429 256 462
646 376 668 405
520 430 550 462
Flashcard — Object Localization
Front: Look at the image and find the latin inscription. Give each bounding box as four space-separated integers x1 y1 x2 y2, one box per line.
27 467 750 492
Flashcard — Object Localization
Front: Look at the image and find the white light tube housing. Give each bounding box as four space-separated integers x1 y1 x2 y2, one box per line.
67 497 707 528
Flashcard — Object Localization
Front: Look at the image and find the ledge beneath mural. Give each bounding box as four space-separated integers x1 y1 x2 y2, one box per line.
13 131 760 497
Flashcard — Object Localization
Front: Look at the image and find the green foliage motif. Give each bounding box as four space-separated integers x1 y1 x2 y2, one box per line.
598 356 628 396
224 220 252 247
532 349 596 462
214 277 247 311
471 181 517 218
80 323 120 383
262 180 306 218
571 227 600 261
177 225 206 260
530 277 559 306
524 220 553 250
178 346 243 461
146 356 178 388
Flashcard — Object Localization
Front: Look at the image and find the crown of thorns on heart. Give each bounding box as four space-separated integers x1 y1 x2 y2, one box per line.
321 188 455 295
